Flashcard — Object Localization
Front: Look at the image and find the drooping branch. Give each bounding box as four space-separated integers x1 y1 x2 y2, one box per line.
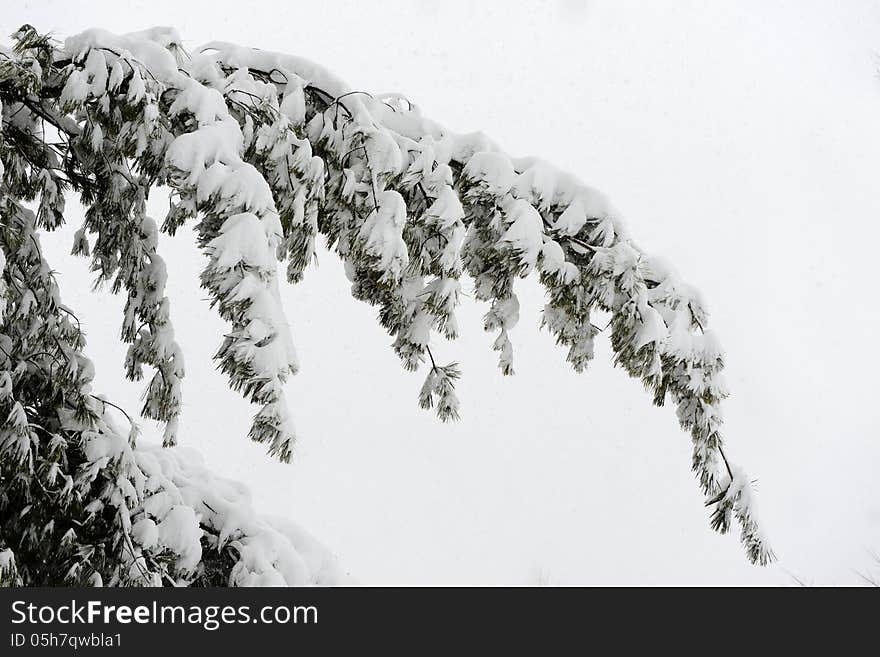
1 25 773 568
194 37 773 565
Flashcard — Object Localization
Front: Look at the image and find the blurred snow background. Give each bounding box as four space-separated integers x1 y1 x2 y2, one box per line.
4 0 880 584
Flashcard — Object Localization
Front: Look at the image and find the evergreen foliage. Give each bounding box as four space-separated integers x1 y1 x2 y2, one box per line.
0 25 772 586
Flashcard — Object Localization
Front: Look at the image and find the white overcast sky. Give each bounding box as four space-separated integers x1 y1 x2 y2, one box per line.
4 1 880 584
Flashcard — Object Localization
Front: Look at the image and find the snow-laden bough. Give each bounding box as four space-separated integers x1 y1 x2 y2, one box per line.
0 25 772 586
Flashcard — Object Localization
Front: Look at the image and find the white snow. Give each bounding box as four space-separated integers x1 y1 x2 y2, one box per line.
357 190 410 281
498 199 546 272
633 304 668 350
132 439 350 585
463 151 517 196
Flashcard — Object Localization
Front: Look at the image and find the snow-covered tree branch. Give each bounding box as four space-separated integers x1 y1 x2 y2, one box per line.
0 24 772 586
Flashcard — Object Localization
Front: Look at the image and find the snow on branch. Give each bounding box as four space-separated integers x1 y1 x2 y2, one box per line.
190 32 772 565
0 25 773 568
